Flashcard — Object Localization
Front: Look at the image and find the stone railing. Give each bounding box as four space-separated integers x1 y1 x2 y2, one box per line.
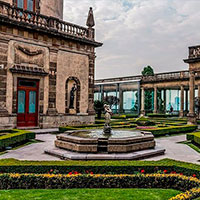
0 1 93 40
141 70 190 82
95 75 142 84
189 45 200 59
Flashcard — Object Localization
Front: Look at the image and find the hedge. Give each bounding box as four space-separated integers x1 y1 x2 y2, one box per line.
141 125 197 137
0 159 199 178
194 133 200 146
0 129 35 150
0 173 199 200
187 132 200 146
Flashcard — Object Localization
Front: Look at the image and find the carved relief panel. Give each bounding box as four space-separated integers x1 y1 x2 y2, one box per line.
14 44 45 68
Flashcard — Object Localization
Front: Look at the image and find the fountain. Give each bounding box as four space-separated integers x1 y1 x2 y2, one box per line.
45 105 165 160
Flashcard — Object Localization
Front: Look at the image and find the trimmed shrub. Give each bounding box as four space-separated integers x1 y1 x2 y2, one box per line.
135 116 155 126
0 159 199 178
194 133 200 146
142 125 197 137
112 115 127 119
0 130 35 150
0 173 199 196
147 113 169 118
187 132 195 141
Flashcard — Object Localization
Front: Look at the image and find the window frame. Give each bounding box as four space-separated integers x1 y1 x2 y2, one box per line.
16 0 36 12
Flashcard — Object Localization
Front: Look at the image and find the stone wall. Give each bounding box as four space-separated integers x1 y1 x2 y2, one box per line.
56 51 89 114
40 0 63 19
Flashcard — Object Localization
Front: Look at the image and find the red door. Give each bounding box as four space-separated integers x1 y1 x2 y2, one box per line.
17 79 39 127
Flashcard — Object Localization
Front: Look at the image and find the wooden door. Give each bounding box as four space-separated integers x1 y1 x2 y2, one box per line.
17 79 39 127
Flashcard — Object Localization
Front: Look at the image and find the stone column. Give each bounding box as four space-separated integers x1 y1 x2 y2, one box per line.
47 47 58 115
119 88 124 113
185 89 189 112
153 86 157 113
88 53 96 115
188 71 196 124
163 89 166 114
198 84 200 99
140 87 145 116
179 85 184 117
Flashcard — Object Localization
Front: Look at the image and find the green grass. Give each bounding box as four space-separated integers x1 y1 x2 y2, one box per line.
0 189 181 200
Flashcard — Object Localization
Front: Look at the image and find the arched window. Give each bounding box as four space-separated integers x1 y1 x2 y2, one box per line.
17 0 35 12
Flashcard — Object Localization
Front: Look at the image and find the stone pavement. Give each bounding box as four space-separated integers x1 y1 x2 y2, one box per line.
0 134 199 164
145 135 200 164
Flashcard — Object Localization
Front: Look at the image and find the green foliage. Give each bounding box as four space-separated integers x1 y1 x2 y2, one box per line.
0 173 198 197
135 116 155 126
147 113 169 118
94 100 105 119
141 66 154 112
0 159 199 178
187 132 200 146
112 115 127 119
187 133 195 141
194 133 200 146
142 66 154 76
0 130 35 150
142 125 197 137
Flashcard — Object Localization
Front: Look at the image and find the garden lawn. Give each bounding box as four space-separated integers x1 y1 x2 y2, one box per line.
0 189 181 200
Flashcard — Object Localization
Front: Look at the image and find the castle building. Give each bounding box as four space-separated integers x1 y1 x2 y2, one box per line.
0 0 102 128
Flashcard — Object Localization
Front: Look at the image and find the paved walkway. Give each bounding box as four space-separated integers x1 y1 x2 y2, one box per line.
0 134 199 164
146 135 200 164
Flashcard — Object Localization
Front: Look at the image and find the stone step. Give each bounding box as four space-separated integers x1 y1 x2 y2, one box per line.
44 147 165 160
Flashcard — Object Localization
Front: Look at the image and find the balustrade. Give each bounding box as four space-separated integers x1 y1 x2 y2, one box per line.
0 0 92 40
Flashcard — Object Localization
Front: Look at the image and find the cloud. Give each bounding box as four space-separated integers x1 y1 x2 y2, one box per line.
63 0 200 79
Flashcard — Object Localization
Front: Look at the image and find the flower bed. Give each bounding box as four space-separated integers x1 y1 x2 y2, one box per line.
0 173 199 199
0 159 199 178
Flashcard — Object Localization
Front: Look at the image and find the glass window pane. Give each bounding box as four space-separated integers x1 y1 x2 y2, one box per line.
27 0 33 11
18 90 25 113
29 91 36 113
17 0 24 9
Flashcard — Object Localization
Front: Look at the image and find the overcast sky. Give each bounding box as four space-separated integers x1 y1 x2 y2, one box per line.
64 0 200 79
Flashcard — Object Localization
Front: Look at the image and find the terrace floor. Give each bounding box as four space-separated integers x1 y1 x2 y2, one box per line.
0 133 199 164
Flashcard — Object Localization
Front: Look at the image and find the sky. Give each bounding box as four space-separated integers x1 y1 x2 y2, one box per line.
63 0 200 79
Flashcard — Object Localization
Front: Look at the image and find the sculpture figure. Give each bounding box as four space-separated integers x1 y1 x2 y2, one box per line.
69 83 77 109
103 104 112 134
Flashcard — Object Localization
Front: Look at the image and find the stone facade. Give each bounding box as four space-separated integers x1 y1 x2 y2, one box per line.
0 0 102 129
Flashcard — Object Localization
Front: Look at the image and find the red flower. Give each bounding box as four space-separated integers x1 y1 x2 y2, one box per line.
74 171 78 175
50 169 53 173
90 172 94 175
141 170 145 173
163 170 167 174
68 172 72 175
180 173 183 175
171 171 176 174
193 174 196 177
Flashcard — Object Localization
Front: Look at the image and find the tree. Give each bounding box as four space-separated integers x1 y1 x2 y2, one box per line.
142 66 154 76
94 100 104 119
104 96 119 111
142 66 154 112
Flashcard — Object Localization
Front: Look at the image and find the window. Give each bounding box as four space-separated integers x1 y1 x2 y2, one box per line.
17 0 35 12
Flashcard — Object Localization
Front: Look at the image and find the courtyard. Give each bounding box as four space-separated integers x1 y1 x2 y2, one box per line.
0 0 200 199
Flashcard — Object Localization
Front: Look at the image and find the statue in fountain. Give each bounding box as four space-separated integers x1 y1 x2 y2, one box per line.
103 104 112 134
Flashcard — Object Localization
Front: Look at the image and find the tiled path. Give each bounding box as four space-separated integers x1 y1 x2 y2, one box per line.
0 134 199 164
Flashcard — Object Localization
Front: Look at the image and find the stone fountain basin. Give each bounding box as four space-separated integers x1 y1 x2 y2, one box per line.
55 130 156 153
